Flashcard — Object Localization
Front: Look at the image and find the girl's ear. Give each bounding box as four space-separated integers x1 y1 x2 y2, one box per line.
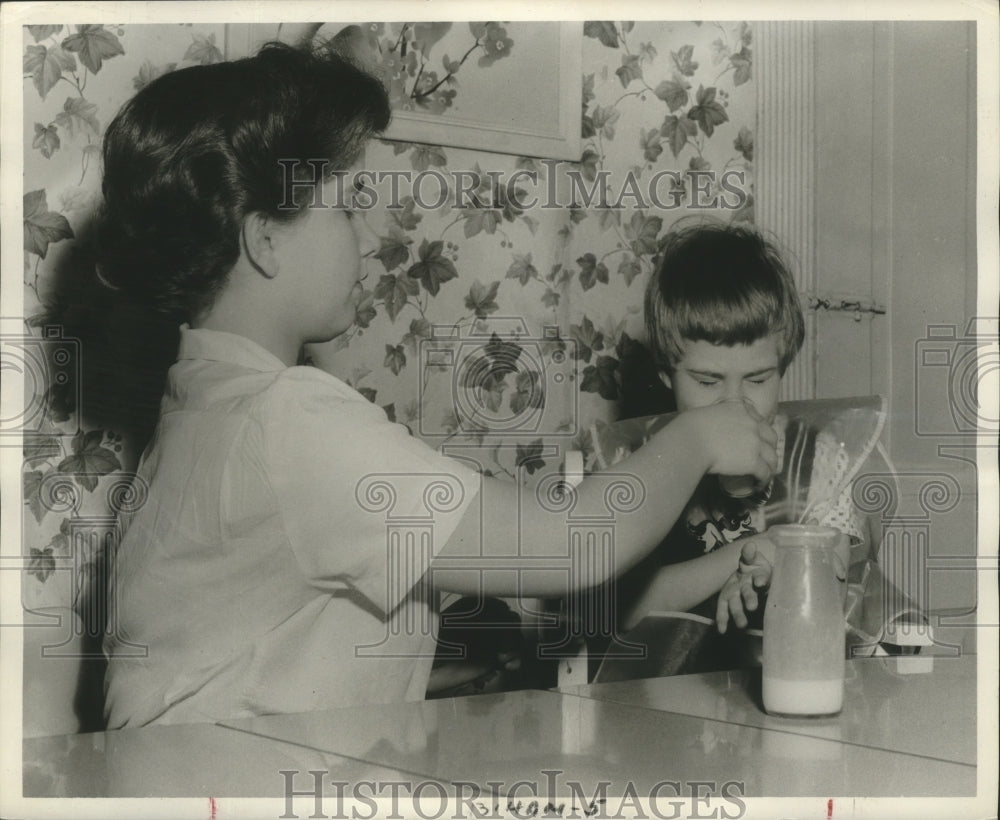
658 370 674 390
241 212 279 279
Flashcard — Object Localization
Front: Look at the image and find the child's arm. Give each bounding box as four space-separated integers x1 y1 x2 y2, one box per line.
619 538 749 632
433 400 777 598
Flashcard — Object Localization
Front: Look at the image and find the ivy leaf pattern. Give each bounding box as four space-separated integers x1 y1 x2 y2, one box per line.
32 123 60 158
390 197 423 231
591 105 621 140
401 317 433 353
577 253 609 291
410 144 448 172
374 272 419 321
54 96 100 138
661 114 698 157
463 208 502 238
616 54 643 88
730 47 752 86
671 45 699 77
580 149 601 184
506 254 538 286
689 155 711 173
184 32 223 65
465 280 501 318
597 206 621 231
734 126 754 162
23 434 61 467
688 85 728 137
618 255 642 286
711 38 730 66
24 470 47 524
477 372 507 413
23 190 74 259
23 44 76 99
583 22 620 49
510 372 544 416
384 344 407 376
56 430 122 492
28 25 63 42
483 334 522 379
133 60 177 92
640 128 663 163
374 228 413 272
582 72 596 108
62 25 125 75
581 355 620 400
653 78 690 112
407 239 458 296
515 439 546 475
354 290 377 329
28 547 57 583
624 212 663 257
569 316 605 363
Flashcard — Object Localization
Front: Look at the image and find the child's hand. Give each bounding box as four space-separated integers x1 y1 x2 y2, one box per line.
716 535 776 633
683 399 778 486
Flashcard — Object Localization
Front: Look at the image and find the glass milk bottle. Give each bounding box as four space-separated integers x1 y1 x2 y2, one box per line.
762 525 846 717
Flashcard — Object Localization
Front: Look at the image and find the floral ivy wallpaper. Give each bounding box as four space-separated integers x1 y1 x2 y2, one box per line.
20 22 755 621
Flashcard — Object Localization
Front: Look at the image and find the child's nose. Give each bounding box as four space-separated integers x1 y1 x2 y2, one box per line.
724 382 746 403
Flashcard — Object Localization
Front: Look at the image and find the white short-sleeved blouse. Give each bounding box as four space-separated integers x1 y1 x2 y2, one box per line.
103 327 479 727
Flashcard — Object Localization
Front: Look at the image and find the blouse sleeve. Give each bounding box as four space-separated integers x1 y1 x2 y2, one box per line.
257 368 481 616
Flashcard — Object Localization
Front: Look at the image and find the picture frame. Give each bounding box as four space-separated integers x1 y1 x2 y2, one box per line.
224 21 583 160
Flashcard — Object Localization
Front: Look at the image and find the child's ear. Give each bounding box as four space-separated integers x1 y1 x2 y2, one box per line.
241 212 279 279
658 370 674 390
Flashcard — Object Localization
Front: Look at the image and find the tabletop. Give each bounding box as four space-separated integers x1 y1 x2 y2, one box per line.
559 653 978 766
22 654 980 801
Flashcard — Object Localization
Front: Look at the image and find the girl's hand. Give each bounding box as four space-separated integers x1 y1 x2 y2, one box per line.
716 535 776 633
681 400 778 485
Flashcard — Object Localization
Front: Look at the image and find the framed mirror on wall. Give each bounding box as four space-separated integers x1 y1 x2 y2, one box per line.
225 21 583 160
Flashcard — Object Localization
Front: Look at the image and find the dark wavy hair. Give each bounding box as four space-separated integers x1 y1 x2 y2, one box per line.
94 42 390 320
644 220 805 374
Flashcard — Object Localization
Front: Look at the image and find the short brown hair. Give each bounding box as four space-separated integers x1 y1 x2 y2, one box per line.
644 221 805 373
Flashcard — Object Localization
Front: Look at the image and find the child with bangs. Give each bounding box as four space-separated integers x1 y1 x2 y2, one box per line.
616 221 861 640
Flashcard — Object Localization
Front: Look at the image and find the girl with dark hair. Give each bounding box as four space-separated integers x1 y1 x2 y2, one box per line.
100 43 777 727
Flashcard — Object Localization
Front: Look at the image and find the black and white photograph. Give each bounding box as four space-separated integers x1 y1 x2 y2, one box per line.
1 1 997 818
